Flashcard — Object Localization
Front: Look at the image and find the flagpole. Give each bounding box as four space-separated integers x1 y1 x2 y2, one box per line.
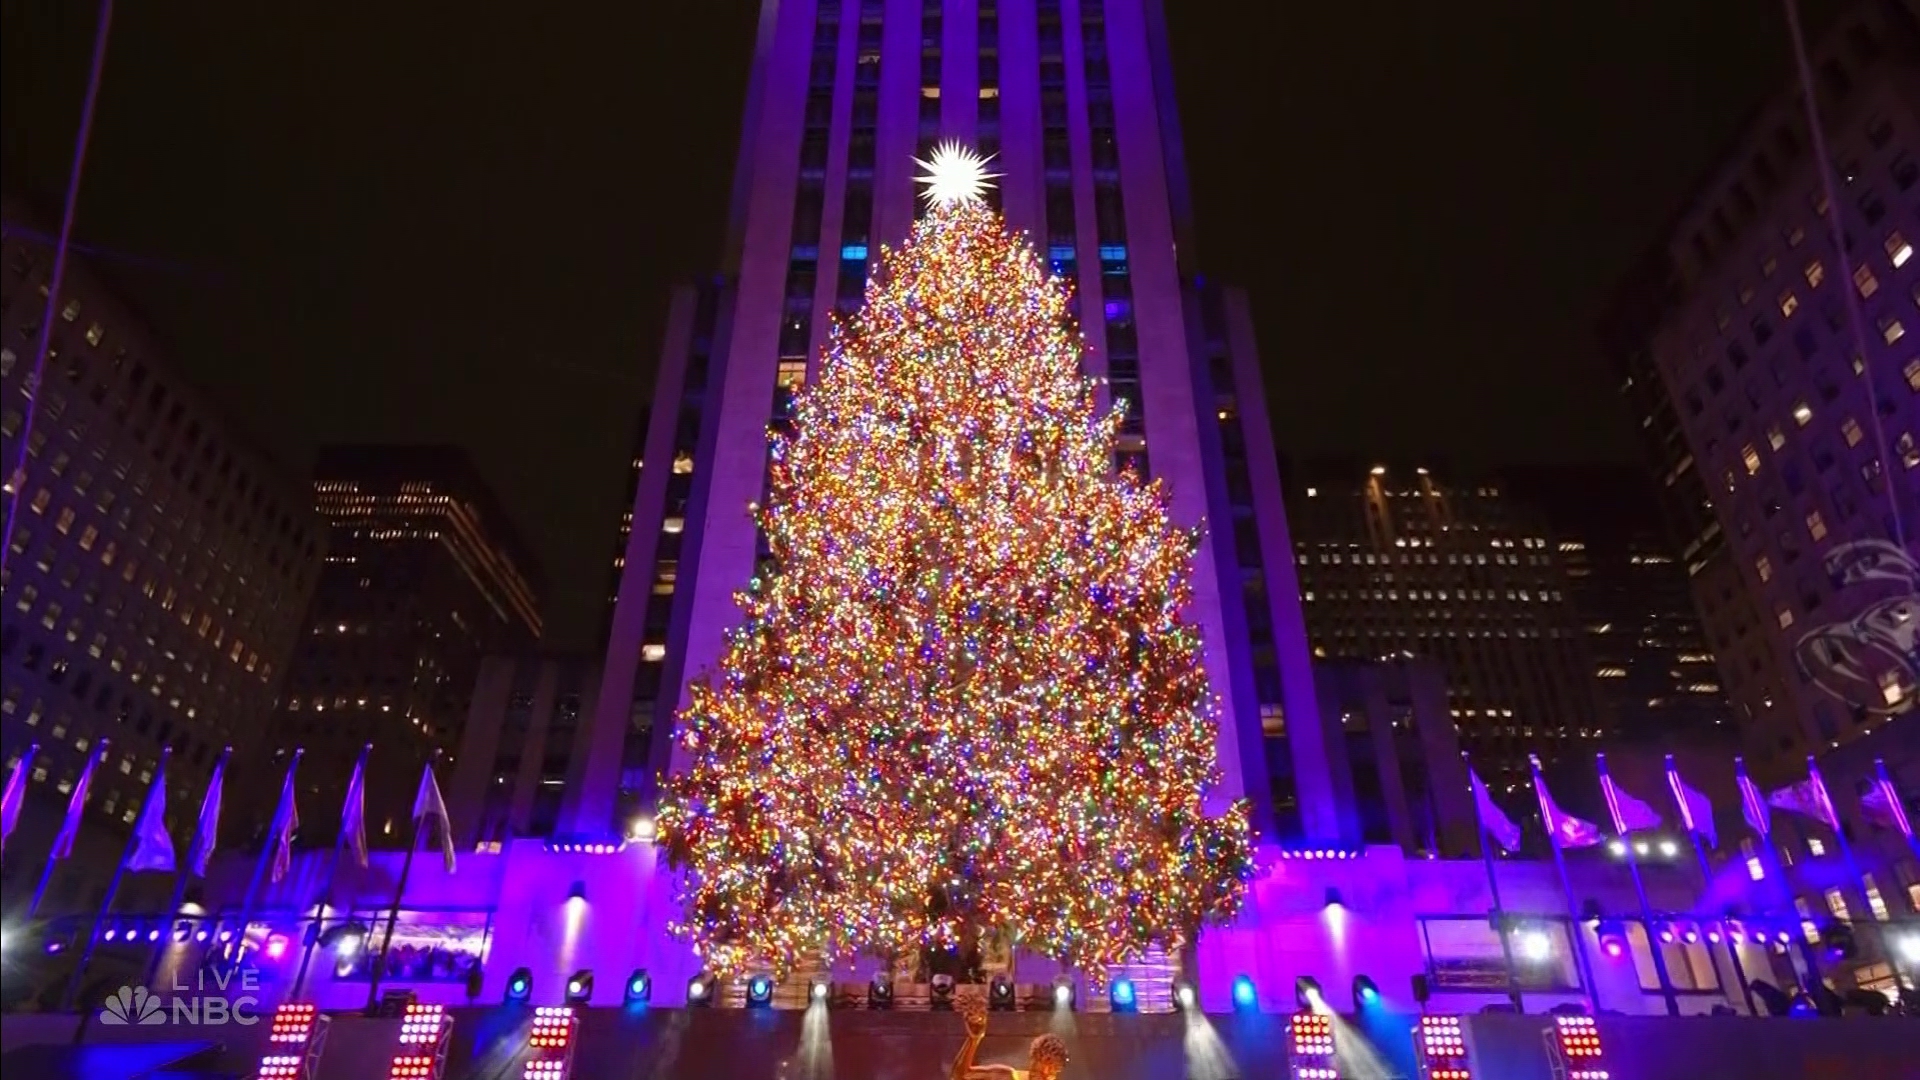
143 747 229 987
1739 756 1822 986
1463 752 1524 1012
1530 756 1601 1016
0 743 38 854
1873 758 1920 864
29 740 108 918
367 750 441 1013
63 749 169 1011
293 743 371 999
1665 755 1756 1015
228 748 301 965
1806 757 1892 968
1596 754 1677 1016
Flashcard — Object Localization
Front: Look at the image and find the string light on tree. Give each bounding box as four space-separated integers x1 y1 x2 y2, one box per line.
658 147 1253 981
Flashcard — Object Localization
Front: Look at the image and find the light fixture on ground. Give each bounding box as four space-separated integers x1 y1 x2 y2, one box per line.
624 969 650 1005
564 969 593 1005
747 974 775 1008
1516 928 1553 962
989 974 1015 1011
867 974 893 1010
687 974 715 1007
1323 887 1343 909
809 976 831 1004
505 967 532 1004
930 973 956 1010
1352 975 1380 1007
1293 976 1320 1011
1051 976 1075 1010
1173 979 1197 1010
1109 978 1136 1012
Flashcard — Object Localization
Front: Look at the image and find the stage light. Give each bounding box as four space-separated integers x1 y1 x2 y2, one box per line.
747 974 774 1008
931 973 956 1010
1549 1014 1609 1080
103 927 117 942
1109 978 1136 1012
1775 930 1792 945
1606 839 1626 858
1323 887 1343 909
1352 975 1380 1007
259 1001 328 1080
146 926 161 943
989 974 1016 1011
172 921 193 943
1682 927 1701 945
1289 1011 1337 1079
505 967 533 1003
195 929 210 943
566 881 586 905
1897 935 1920 963
564 969 593 1005
1292 976 1318 1011
1598 922 1628 960
265 933 290 960
387 1003 450 1080
1633 841 1650 856
628 815 657 843
623 969 651 1005
45 939 64 955
809 977 831 1004
1174 979 1197 1010
1706 927 1723 945
1658 926 1676 945
867 974 893 1010
1517 930 1552 963
1658 839 1678 858
1415 1014 1472 1080
688 974 715 1006
1051 976 1075 1010
523 1006 578 1080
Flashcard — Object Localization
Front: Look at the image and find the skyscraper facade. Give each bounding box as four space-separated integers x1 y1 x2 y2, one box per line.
273 445 544 840
1 197 323 907
586 0 1336 841
1600 0 1920 783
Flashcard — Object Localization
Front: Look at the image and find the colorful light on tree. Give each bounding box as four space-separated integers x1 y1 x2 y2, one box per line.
658 156 1251 980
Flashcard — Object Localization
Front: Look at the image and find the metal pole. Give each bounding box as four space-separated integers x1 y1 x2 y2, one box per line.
63 749 168 1010
365 811 422 1013
1614 838 1680 1016
29 740 109 918
142 747 229 988
1463 753 1524 1012
1686 831 1758 1015
293 744 371 999
227 750 302 965
0 0 114 580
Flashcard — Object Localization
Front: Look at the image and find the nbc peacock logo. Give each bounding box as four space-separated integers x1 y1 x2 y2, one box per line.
99 985 167 1025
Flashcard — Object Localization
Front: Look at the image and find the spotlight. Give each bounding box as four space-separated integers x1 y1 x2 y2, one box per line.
809 977 831 1004
172 921 193 944
505 967 533 1003
628 815 657 843
1051 976 1075 1010
1633 841 1650 856
103 927 117 942
867 974 893 1010
566 880 587 904
1324 887 1343 909
1291 976 1317 1011
1606 839 1627 857
1174 979 1197 1010
1658 926 1676 945
747 973 775 1008
1898 935 1920 963
1658 839 1678 858
146 927 161 943
45 939 64 955
264 933 289 960
565 968 593 1004
1775 930 1791 945
1352 975 1380 1007
1517 929 1552 962
1706 927 1723 945
1598 923 1628 960
1682 927 1701 945
624 969 650 1005
930 973 956 1010
1109 978 1137 1012
989 974 1016 1011
195 930 210 943
688 974 715 1007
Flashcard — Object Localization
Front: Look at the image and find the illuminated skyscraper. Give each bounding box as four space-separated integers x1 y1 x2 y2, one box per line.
583 0 1338 841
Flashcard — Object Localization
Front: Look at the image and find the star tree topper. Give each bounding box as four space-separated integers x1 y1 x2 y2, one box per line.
913 142 1002 207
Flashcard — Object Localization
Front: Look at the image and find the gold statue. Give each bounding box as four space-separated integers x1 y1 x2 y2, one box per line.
951 995 1069 1080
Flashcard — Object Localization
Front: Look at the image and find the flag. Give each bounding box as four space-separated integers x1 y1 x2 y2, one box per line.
1861 759 1912 839
1665 755 1718 849
1597 753 1663 835
124 755 175 873
49 741 108 860
413 761 456 874
1736 757 1770 838
189 750 229 876
1767 762 1838 829
266 753 302 884
1468 767 1522 853
341 747 369 868
1530 755 1603 849
0 744 36 854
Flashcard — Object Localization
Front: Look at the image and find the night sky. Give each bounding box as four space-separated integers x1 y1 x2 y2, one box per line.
0 1 1843 649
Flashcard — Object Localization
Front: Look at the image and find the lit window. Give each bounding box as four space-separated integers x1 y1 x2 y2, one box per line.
1756 556 1773 582
84 322 104 346
1882 316 1907 345
1778 290 1799 317
1787 225 1806 247
1767 425 1786 451
1899 432 1918 469
1842 417 1864 446
1824 887 1850 923
1886 231 1912 268
641 643 667 662
1864 874 1890 921
663 516 684 534
1906 359 1920 392
1855 264 1880 297
672 452 694 474
1778 607 1795 629
1792 401 1812 426
1742 444 1761 475
53 507 75 534
1804 259 1825 287
1808 837 1827 857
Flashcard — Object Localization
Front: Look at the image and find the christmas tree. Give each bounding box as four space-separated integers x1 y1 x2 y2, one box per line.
659 146 1252 980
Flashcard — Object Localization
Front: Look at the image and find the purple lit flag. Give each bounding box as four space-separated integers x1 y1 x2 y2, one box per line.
1665 756 1718 849
266 753 302 884
1736 757 1770 838
341 748 369 868
1469 767 1522 853
189 750 229 876
50 741 109 860
1597 753 1662 835
1861 759 1912 839
0 744 36 855
1767 760 1838 829
413 761 456 874
123 755 175 873
1530 755 1603 849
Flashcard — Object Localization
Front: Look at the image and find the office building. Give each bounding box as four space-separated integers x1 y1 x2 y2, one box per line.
1 195 323 909
585 0 1334 841
275 445 543 839
446 653 603 851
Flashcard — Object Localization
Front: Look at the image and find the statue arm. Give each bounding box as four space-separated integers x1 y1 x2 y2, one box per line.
949 1035 985 1080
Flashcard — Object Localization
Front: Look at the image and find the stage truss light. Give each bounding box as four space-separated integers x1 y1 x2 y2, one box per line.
1352 975 1380 1007
625 969 651 1005
386 1003 451 1080
989 974 1016 1011
1292 976 1319 1011
505 967 533 1004
688 974 715 1007
523 1006 578 1080
1545 1014 1609 1080
257 1002 328 1080
564 969 593 1005
1289 1010 1337 1079
1415 1013 1472 1080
